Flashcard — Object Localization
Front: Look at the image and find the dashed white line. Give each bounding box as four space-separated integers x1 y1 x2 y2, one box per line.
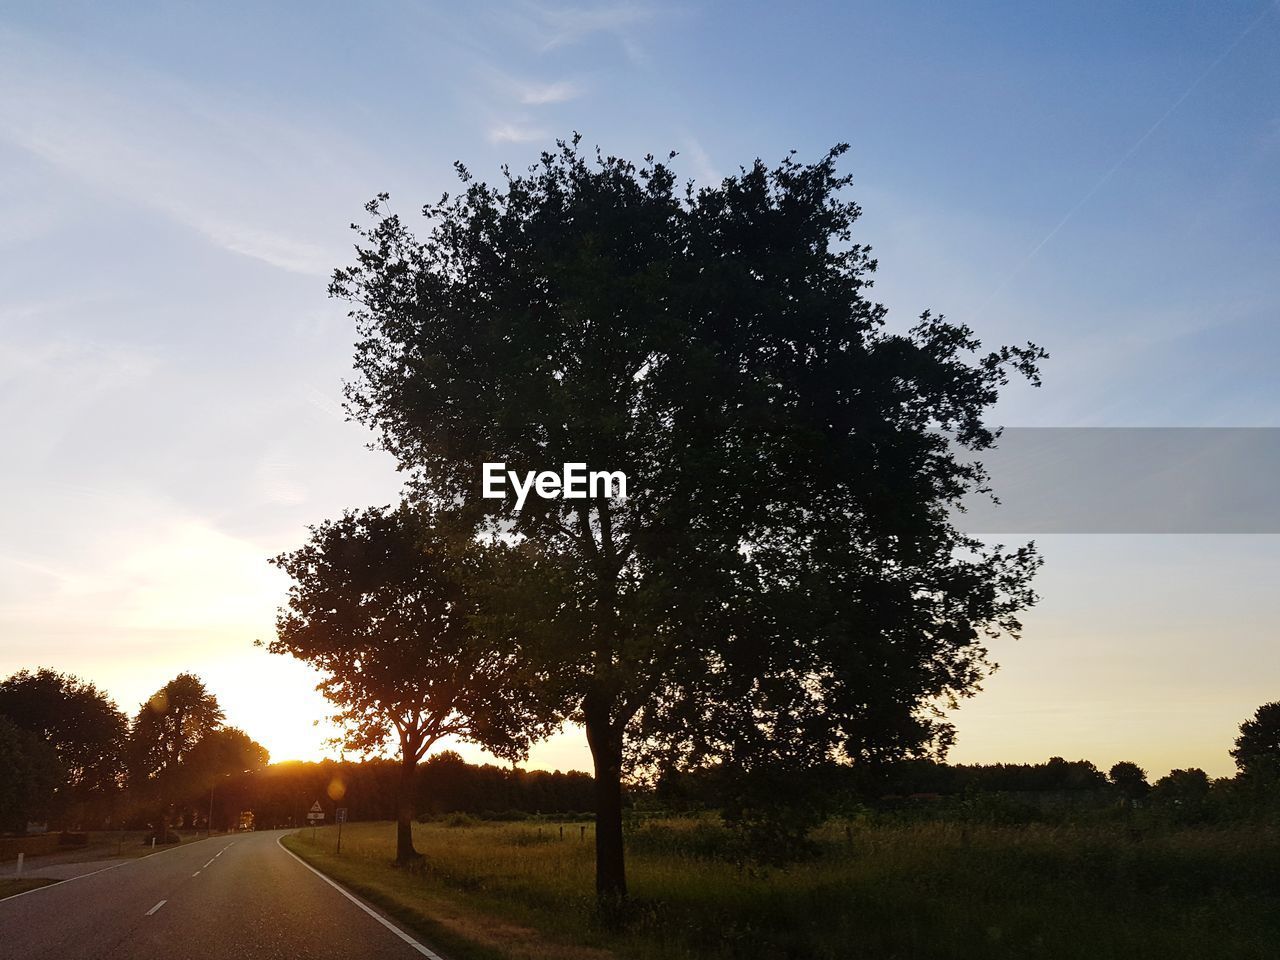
203 859 215 868
192 871 201 877
145 899 167 916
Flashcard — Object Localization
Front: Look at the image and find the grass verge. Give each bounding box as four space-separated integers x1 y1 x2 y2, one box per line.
0 878 55 899
284 818 1280 960
282 829 613 960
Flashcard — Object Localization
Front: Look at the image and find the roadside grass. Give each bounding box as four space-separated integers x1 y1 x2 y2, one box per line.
0 878 55 899
1 829 206 871
284 818 1280 960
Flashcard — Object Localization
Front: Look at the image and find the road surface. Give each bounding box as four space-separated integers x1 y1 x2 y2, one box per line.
0 829 442 959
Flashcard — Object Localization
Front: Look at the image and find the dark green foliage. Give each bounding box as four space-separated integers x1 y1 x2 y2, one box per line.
269 506 547 764
0 668 128 798
332 136 1046 894
127 673 269 832
1109 761 1150 800
418 750 594 816
130 672 226 783
1150 768 1213 821
182 726 271 793
193 755 594 828
268 505 554 864
1232 700 1280 772
0 715 62 832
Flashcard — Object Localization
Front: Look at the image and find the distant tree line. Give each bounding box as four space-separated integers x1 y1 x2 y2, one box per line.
5 660 1277 846
645 707 1280 844
210 752 595 830
0 668 267 836
0 665 596 835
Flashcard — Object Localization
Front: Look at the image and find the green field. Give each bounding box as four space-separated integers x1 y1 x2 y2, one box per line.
283 817 1280 960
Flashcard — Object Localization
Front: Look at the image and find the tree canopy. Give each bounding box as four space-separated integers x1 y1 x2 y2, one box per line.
1231 701 1280 772
331 137 1045 896
1108 761 1150 800
0 715 62 833
0 668 128 798
269 504 553 862
131 672 226 783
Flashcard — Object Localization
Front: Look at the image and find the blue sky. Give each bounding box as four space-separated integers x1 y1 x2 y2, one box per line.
1 2 1277 776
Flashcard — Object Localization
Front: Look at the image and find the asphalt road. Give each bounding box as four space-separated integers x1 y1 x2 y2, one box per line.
0 829 442 960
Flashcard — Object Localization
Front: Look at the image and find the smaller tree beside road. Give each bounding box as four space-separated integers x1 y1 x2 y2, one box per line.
268 504 553 865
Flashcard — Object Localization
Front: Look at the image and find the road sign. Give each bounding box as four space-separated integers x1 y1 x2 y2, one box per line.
306 800 324 822
334 807 348 855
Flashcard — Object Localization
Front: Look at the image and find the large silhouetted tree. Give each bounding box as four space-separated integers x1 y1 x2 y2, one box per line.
1108 761 1150 801
0 668 128 800
1231 701 1280 772
0 715 62 833
332 137 1045 897
132 673 226 836
131 673 226 783
268 505 550 865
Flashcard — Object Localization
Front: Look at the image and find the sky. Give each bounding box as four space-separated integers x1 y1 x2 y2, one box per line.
1 1 1278 779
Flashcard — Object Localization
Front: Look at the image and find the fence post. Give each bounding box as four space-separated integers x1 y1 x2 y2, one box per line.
16 853 22 877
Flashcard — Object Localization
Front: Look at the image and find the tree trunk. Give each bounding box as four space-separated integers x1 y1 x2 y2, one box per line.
585 703 626 900
394 751 421 865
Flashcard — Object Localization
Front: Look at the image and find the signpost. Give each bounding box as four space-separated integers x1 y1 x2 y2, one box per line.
335 807 347 854
307 800 324 842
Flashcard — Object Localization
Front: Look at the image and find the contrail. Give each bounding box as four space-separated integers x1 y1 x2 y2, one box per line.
979 2 1277 311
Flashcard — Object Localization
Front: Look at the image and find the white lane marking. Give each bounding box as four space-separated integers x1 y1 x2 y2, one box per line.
145 899 167 916
203 859 215 868
192 871 201 877
0 860 128 903
275 836 444 959
0 836 223 905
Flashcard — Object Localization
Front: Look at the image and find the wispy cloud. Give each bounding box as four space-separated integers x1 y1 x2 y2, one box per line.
518 79 583 105
0 27 360 276
527 3 656 51
0 334 158 394
683 138 720 185
489 123 550 144
471 67 583 148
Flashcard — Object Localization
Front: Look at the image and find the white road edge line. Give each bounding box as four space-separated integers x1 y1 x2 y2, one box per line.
145 899 167 916
275 836 445 960
0 860 128 903
0 836 222 905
